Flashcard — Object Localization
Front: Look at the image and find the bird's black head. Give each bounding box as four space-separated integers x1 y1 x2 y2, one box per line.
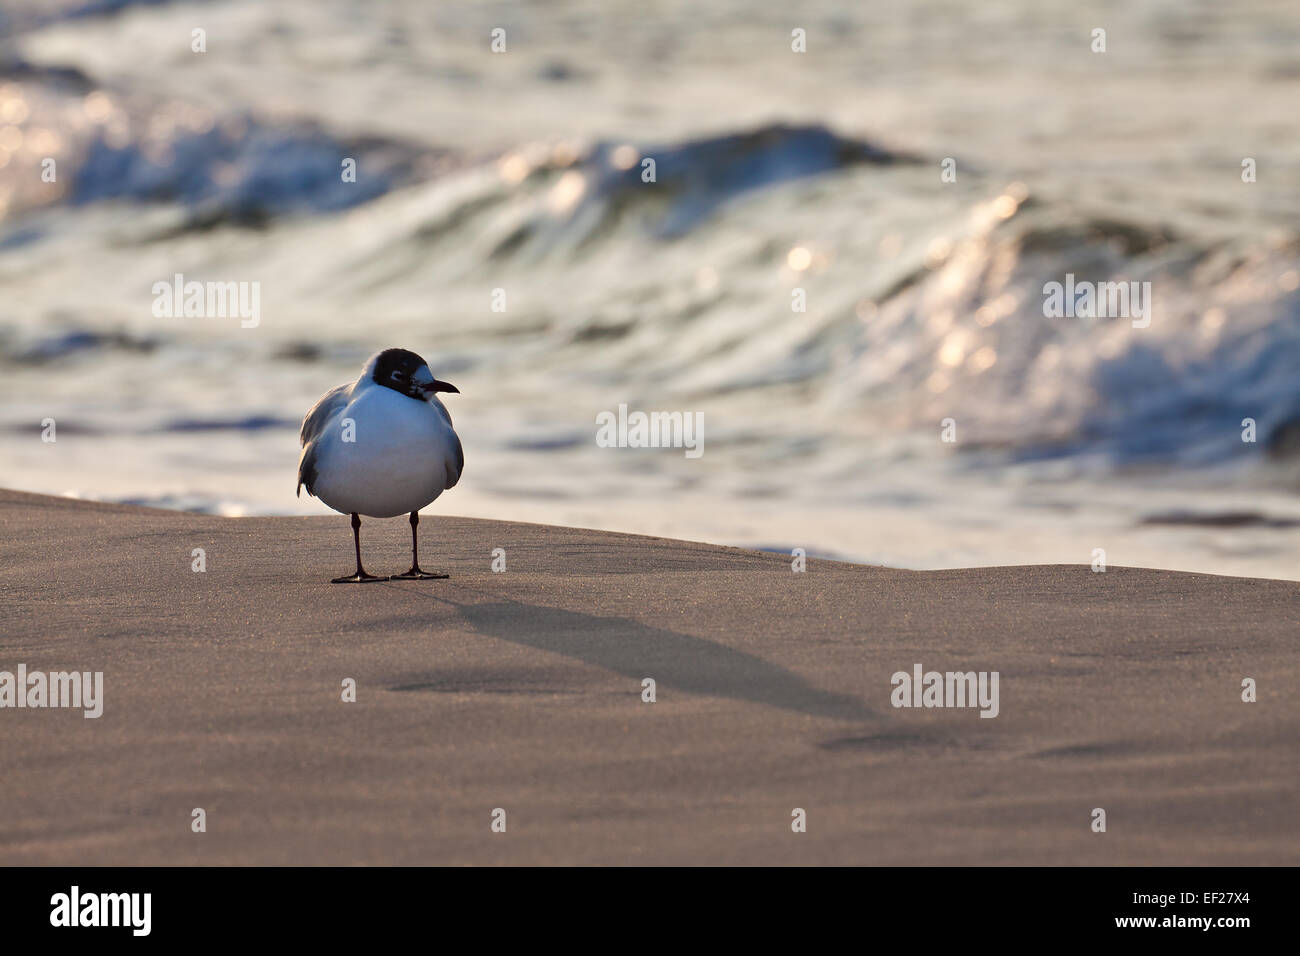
367 348 459 401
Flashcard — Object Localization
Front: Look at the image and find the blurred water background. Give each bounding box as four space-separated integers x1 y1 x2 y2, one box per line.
3 0 1300 578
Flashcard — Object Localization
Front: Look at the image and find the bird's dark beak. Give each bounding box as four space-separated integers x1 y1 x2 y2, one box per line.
427 380 459 395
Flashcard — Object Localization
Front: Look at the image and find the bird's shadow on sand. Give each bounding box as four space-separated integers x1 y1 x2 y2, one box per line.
383 591 874 722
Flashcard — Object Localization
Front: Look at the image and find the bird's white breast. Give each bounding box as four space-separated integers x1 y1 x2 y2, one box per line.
310 385 458 518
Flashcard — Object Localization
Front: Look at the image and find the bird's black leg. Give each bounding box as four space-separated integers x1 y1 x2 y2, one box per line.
331 512 385 583
388 511 449 580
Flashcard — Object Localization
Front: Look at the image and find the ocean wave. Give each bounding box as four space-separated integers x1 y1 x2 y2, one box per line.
0 0 177 36
3 100 1298 478
473 123 917 252
825 202 1300 469
70 115 420 223
0 59 435 223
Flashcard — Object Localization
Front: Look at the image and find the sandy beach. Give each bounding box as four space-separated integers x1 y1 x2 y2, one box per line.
1 488 1296 865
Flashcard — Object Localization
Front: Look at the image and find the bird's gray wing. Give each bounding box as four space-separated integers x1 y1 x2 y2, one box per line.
429 397 464 490
297 382 350 497
444 430 464 490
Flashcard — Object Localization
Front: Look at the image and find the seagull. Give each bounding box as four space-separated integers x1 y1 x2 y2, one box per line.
297 348 464 583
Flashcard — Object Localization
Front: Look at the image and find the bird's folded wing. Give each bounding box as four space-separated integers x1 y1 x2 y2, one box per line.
297 444 319 498
297 383 350 496
299 383 350 446
445 431 465 489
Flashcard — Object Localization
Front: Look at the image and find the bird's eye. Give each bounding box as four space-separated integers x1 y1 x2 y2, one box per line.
390 370 402 381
